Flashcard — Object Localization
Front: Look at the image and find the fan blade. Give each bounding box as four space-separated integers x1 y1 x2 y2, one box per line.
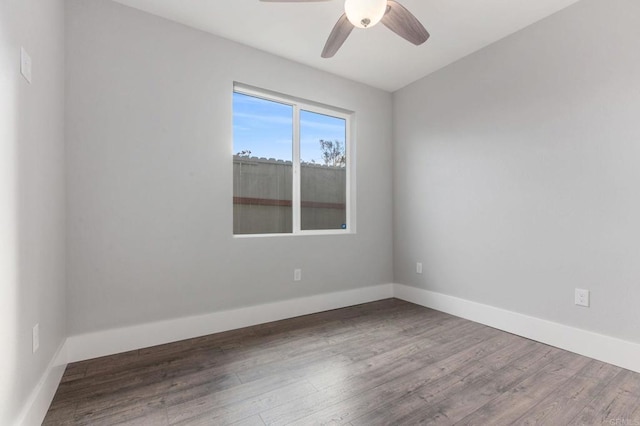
382 0 429 45
321 14 354 58
260 0 331 2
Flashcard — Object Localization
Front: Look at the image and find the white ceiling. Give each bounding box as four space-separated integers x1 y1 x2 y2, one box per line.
110 0 582 92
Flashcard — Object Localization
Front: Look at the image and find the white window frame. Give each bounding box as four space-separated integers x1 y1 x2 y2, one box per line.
233 83 355 237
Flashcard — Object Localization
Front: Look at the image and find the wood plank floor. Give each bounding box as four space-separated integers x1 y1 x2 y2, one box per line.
44 299 640 425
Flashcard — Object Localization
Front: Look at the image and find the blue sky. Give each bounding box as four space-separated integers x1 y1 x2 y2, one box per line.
233 92 346 163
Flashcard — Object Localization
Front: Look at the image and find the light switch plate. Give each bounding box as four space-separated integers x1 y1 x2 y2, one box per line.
21 47 32 83
32 323 40 353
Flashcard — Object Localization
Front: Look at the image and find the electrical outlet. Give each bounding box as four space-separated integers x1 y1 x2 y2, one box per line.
32 324 40 353
575 288 590 307
294 269 302 282
416 262 423 274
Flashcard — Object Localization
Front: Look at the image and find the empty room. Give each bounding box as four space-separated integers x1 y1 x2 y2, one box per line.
2 0 640 424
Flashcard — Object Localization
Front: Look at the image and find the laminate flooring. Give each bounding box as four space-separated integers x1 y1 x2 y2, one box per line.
43 299 640 425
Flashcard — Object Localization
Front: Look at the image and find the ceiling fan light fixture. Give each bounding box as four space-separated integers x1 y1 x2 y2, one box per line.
344 0 387 29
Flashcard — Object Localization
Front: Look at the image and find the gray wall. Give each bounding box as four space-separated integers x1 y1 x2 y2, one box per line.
393 0 640 343
0 0 66 423
66 0 393 335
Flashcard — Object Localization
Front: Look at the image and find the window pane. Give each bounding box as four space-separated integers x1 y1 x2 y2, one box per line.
300 110 347 231
233 92 293 234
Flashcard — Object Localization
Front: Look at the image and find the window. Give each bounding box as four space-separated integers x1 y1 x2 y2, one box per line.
233 84 352 236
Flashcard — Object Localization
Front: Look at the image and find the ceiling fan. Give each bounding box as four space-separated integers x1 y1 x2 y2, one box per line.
260 0 430 58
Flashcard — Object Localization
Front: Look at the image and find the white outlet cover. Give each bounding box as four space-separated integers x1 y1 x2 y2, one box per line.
21 47 32 83
575 288 590 307
416 263 423 274
294 269 302 281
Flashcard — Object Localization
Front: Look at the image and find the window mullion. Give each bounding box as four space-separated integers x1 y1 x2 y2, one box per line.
292 105 301 234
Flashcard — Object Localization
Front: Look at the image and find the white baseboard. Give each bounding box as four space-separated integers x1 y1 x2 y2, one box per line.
22 282 640 425
66 284 394 363
15 341 68 426
65 282 640 373
393 283 640 374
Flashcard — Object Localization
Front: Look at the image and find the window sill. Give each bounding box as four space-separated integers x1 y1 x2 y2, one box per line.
233 230 355 239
